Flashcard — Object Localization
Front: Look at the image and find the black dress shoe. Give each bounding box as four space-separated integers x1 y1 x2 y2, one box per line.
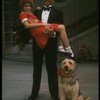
59 51 76 60
28 95 32 100
51 96 59 100
28 95 38 100
53 98 59 100
58 51 72 60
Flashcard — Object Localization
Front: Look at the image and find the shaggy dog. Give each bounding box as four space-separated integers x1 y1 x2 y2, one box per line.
57 58 91 100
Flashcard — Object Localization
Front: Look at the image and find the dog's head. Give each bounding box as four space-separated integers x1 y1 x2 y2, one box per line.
58 58 77 78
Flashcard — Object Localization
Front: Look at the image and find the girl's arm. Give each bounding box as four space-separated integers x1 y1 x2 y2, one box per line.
19 12 49 29
23 20 48 29
23 20 54 35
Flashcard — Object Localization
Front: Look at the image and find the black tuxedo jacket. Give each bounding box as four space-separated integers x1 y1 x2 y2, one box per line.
33 6 64 50
34 6 64 24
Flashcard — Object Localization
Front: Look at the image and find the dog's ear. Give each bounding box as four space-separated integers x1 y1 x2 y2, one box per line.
57 66 61 76
69 61 73 65
72 60 77 69
73 60 77 66
69 59 77 67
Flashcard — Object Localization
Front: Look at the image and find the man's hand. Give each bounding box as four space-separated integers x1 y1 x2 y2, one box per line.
42 25 54 36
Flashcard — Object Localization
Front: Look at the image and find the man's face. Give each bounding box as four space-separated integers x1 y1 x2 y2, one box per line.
43 0 54 6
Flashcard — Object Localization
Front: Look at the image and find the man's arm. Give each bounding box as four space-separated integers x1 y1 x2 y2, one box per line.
57 10 64 24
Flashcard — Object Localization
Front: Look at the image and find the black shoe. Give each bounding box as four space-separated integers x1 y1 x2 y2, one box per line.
59 51 76 62
28 96 32 100
59 51 72 58
28 96 36 100
28 95 38 100
53 98 59 100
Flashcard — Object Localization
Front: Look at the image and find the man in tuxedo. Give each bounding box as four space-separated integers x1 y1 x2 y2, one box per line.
28 0 64 100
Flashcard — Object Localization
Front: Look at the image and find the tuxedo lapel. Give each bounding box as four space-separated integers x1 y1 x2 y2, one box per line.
35 7 57 23
36 9 43 20
48 7 56 23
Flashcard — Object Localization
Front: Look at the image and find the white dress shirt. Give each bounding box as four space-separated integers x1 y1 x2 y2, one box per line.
41 5 56 38
42 10 50 23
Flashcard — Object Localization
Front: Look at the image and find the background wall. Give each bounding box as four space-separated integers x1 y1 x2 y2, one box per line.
2 0 99 61
34 0 98 25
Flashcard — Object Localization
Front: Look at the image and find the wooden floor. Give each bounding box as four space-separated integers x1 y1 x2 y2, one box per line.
2 60 99 100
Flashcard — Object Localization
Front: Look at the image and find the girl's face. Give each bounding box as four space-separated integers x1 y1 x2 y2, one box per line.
23 3 32 12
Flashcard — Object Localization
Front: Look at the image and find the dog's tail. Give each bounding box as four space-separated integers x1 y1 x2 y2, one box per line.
84 96 91 100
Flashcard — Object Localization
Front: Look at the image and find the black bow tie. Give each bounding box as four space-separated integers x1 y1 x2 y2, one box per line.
43 7 51 11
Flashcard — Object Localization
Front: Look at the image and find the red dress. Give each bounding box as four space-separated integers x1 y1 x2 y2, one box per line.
19 12 59 49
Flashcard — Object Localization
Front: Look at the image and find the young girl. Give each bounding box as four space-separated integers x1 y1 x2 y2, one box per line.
19 0 74 58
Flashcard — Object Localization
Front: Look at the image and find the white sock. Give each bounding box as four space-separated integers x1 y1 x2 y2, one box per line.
58 46 74 57
58 46 66 53
65 46 74 57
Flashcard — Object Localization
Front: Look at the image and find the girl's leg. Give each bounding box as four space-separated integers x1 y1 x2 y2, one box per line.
57 25 70 47
56 24 74 58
